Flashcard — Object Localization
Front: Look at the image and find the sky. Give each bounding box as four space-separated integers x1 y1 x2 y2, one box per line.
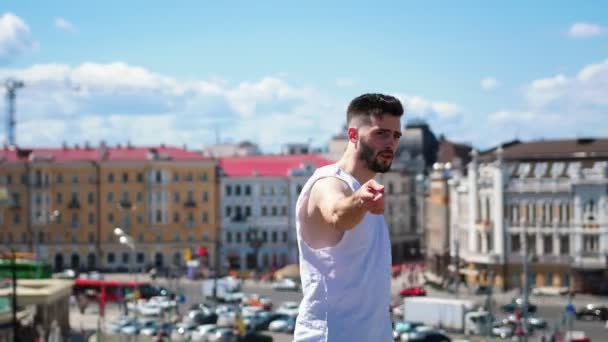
0 0 607 153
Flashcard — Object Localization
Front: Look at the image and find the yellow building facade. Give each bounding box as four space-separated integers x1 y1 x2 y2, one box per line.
0 145 219 273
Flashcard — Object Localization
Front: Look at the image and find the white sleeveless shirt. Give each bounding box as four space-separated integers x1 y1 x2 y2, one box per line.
293 165 392 342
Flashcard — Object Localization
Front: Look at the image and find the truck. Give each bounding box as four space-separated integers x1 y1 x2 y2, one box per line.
402 297 491 336
201 276 244 303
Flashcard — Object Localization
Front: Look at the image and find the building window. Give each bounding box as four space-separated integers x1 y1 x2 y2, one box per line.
155 171 162 183
72 175 79 184
187 213 195 227
186 173 193 182
108 213 114 224
88 192 94 204
56 193 63 205
88 233 95 243
107 253 115 263
236 232 241 243
281 206 287 216
137 214 143 224
282 231 288 242
173 172 180 182
225 185 232 196
245 206 251 217
262 231 268 242
225 206 232 217
511 235 521 252
122 252 129 263
546 272 553 286
235 185 241 196
226 232 232 243
88 213 95 225
174 192 180 203
543 235 553 254
174 212 180 223
583 235 599 253
271 206 277 216
137 173 143 182
122 172 129 183
560 235 569 255
136 192 143 202
388 182 394 195
107 192 114 203
261 206 267 216
56 174 63 184
71 213 79 228
108 173 114 183
137 253 144 263
526 234 536 253
198 173 208 182
156 210 162 223
174 233 180 242
202 192 208 202
202 212 208 223
245 185 251 195
272 231 277 243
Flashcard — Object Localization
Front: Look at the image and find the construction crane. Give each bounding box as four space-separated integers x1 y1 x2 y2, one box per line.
4 78 24 147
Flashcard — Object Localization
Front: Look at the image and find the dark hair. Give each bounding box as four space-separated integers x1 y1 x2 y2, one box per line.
346 93 404 126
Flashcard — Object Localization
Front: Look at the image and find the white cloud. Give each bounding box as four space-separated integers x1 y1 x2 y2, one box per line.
0 12 35 63
54 17 76 32
0 62 339 152
568 22 604 38
476 59 608 147
335 78 356 88
480 77 499 90
395 94 462 120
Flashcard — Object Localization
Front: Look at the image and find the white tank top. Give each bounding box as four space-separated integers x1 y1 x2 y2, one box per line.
293 165 392 342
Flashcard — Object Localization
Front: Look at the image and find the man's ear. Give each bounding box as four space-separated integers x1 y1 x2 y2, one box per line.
348 127 358 143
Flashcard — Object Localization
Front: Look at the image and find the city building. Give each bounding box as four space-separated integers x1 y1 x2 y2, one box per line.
202 141 261 158
448 138 608 294
0 143 219 273
425 138 472 279
218 154 332 272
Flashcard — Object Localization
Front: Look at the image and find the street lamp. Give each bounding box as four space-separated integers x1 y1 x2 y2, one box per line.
247 227 265 275
114 227 138 322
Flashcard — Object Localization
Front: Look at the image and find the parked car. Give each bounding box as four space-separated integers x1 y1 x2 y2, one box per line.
272 278 300 291
576 304 608 321
268 316 297 333
399 286 427 297
276 301 300 317
501 297 537 313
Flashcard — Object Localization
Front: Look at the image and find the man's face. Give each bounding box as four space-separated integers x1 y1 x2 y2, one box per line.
356 115 402 173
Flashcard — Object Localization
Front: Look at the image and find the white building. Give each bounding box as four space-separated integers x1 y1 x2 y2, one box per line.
448 139 608 294
218 154 332 272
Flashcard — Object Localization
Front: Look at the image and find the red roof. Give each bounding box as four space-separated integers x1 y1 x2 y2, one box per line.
219 154 333 177
0 145 208 163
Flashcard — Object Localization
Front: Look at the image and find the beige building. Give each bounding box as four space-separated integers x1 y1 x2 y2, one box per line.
0 143 219 272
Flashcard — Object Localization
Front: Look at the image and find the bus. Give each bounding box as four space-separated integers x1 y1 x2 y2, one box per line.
72 278 159 302
0 258 53 279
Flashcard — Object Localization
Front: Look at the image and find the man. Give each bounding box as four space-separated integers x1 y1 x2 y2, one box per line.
294 93 403 341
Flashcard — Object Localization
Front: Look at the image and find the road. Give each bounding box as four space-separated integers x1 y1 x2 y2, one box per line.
100 274 607 341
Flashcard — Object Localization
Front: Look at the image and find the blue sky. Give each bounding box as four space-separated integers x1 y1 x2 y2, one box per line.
0 1 607 152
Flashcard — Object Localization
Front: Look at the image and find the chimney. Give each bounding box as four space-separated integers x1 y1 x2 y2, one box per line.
99 140 109 160
84 141 91 149
74 143 80 149
127 140 133 149
62 141 68 150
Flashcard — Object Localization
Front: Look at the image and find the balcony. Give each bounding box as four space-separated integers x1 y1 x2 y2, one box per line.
231 213 247 223
67 198 81 209
183 200 197 208
119 199 133 209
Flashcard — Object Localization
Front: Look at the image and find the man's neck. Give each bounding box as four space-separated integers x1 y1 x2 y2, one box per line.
336 148 375 185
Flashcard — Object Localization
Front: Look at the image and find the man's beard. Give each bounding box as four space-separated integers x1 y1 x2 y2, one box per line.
358 139 392 173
